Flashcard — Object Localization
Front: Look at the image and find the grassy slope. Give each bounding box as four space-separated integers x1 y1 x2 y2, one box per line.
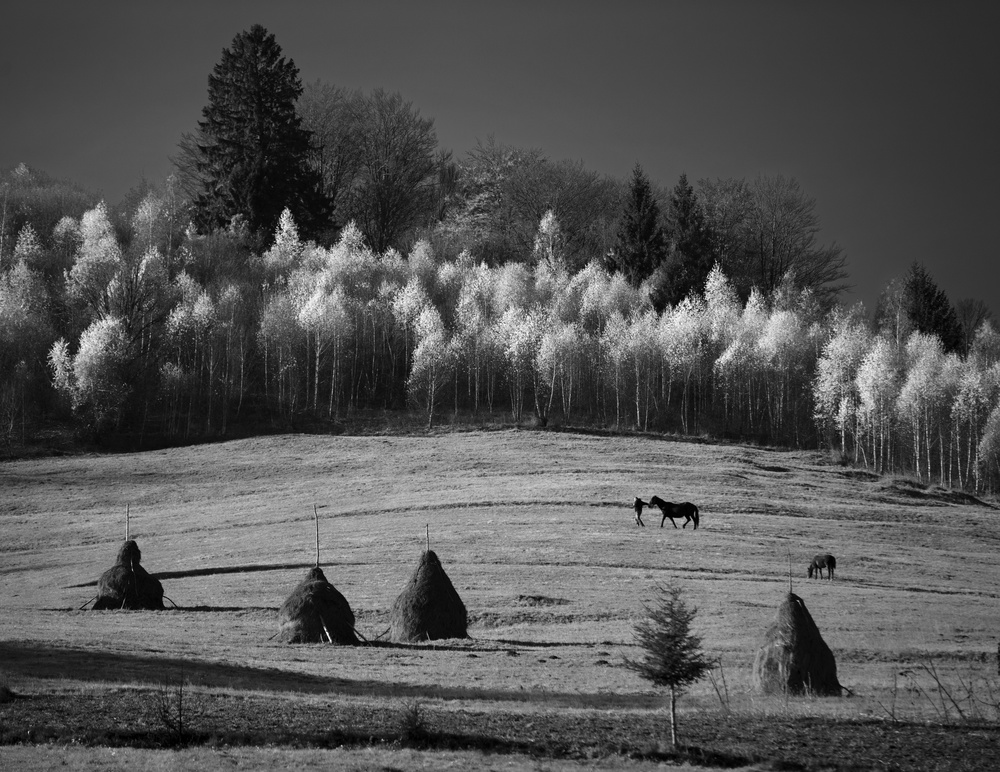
1 430 998 769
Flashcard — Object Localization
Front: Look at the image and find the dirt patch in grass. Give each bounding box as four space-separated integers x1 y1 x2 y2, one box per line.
515 594 571 606
840 469 880 482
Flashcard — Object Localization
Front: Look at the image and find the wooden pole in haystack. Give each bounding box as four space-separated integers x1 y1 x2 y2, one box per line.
314 504 320 567
125 503 130 542
426 524 430 553
787 550 793 594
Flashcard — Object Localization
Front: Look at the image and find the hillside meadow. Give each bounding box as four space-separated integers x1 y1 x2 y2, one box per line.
1 429 998 771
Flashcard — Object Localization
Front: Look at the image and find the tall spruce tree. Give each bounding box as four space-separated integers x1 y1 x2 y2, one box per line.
608 164 668 288
903 262 962 353
649 173 715 310
176 25 328 244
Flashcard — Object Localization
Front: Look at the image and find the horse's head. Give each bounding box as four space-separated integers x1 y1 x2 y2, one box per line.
807 564 814 578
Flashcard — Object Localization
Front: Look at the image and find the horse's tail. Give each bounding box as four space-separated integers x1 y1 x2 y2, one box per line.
692 504 699 529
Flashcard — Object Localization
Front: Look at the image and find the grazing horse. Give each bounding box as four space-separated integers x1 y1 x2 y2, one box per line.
808 553 836 580
633 497 648 527
649 496 699 529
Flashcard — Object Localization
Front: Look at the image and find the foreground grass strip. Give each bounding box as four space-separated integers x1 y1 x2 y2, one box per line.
2 690 999 770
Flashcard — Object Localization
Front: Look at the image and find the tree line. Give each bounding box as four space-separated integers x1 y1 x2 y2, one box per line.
1 24 998 493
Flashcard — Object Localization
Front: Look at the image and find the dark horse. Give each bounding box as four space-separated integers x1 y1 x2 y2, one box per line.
808 553 836 580
649 496 699 529
633 497 648 527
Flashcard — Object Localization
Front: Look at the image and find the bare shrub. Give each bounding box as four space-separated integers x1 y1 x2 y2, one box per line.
398 699 430 746
156 672 199 746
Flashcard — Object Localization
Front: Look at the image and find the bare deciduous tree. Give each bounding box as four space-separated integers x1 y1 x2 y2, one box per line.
700 175 848 308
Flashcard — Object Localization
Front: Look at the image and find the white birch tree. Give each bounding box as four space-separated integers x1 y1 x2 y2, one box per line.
659 296 707 433
813 321 871 458
896 332 947 482
856 335 901 472
601 310 630 428
408 306 454 428
52 315 131 432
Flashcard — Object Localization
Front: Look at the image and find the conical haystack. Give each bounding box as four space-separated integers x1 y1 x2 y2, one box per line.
277 566 358 644
389 549 468 642
92 540 165 610
752 592 842 696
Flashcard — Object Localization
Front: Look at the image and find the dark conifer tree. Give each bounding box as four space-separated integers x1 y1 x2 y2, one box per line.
902 262 963 353
607 163 668 287
176 25 329 245
649 173 715 311
624 584 713 748
666 174 713 259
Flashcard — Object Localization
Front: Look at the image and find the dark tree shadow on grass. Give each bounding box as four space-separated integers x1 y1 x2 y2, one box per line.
0 640 658 709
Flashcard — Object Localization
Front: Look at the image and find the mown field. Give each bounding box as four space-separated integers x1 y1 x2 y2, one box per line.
1 429 999 771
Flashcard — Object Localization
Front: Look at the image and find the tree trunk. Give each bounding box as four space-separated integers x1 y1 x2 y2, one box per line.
669 685 678 747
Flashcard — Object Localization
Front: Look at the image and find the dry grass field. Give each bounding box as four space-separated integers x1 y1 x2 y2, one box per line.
1 429 999 771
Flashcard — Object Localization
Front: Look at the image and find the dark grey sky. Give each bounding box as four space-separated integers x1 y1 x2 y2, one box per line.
2 1 997 314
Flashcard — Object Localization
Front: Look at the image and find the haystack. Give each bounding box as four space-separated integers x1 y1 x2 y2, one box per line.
752 592 842 696
277 566 358 644
389 549 468 642
92 540 165 610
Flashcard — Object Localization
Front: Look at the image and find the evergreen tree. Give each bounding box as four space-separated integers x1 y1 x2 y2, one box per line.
176 25 328 244
607 164 667 288
624 584 714 748
902 263 962 353
650 173 715 311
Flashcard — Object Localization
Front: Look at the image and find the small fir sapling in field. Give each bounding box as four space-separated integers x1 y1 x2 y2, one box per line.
624 583 714 749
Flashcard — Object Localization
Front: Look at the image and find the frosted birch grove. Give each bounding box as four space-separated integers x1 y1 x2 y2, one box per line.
1 200 991 492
